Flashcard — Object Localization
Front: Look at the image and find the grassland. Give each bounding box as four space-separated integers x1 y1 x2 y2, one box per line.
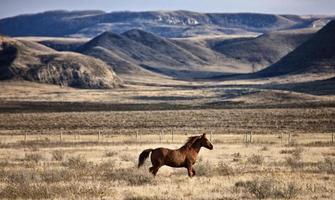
0 81 334 199
0 105 334 199
0 133 334 199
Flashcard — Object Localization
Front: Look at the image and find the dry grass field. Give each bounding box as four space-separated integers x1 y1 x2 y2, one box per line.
0 81 334 199
0 133 334 199
0 105 334 199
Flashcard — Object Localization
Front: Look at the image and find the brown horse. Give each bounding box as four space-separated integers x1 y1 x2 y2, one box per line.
138 133 213 177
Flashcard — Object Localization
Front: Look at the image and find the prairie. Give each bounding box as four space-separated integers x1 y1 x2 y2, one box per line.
0 132 334 199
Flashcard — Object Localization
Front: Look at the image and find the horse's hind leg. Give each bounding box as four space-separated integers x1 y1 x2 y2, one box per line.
149 165 161 176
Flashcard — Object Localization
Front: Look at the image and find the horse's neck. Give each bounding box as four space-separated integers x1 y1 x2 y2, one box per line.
179 141 201 153
190 141 202 153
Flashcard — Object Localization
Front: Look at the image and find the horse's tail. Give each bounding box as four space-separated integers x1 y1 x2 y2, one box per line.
138 149 153 168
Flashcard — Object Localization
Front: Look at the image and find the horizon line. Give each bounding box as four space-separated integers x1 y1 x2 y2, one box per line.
1 9 333 20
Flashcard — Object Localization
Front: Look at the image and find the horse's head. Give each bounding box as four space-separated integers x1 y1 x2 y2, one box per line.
199 133 213 150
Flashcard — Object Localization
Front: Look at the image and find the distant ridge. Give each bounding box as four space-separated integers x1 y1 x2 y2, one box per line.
257 20 335 77
212 28 315 70
0 10 331 38
77 28 318 79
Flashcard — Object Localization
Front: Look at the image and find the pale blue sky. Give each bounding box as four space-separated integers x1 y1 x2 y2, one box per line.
1 0 334 19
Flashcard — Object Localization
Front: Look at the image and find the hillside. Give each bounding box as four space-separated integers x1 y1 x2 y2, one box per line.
0 37 121 88
257 20 335 77
0 10 331 38
78 30 257 79
78 31 186 77
212 28 315 71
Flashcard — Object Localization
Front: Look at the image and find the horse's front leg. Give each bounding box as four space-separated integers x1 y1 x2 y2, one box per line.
192 168 196 176
186 161 194 177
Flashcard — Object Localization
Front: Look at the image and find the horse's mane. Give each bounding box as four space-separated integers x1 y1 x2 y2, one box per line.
182 136 200 148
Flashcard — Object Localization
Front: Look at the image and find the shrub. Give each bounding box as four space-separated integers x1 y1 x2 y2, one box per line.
0 182 51 199
235 177 300 199
247 154 264 165
261 146 269 151
291 147 304 160
105 151 118 157
120 153 134 162
280 149 294 154
216 161 235 176
7 170 40 184
24 153 43 163
194 160 212 176
103 167 154 186
62 155 92 170
52 150 65 161
285 147 304 170
41 169 74 183
232 152 241 162
94 160 117 177
317 157 335 174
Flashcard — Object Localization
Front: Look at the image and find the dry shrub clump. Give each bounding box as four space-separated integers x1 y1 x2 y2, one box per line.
52 150 65 161
105 150 118 157
247 154 264 165
0 182 52 199
235 177 300 199
232 152 241 162
261 146 269 151
103 167 154 186
285 147 304 170
216 161 235 176
62 155 93 170
24 153 43 163
194 159 212 176
194 160 235 176
317 157 335 174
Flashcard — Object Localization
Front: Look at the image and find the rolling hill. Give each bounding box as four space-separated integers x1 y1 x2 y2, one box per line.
77 28 319 79
0 10 331 38
0 37 121 88
211 28 315 71
78 30 255 78
257 20 335 77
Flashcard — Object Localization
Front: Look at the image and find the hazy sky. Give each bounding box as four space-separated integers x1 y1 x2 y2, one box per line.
1 0 335 19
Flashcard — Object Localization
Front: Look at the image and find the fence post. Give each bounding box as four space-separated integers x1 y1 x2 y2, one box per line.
136 131 139 142
250 131 252 143
332 132 334 143
159 131 162 143
98 131 101 142
288 132 291 144
60 131 63 142
281 132 283 145
210 131 213 142
25 132 27 142
171 130 174 143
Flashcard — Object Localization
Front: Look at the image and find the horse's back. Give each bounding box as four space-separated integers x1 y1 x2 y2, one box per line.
151 147 186 167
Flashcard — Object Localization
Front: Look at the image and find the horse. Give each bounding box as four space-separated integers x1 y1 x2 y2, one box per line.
138 133 213 177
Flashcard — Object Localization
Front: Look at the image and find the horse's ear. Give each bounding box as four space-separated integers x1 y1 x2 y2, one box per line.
202 133 206 138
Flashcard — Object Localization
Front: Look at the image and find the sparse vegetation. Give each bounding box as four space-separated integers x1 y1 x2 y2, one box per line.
235 177 300 199
52 150 65 161
247 154 264 165
317 157 335 174
285 147 304 170
105 150 118 157
62 155 92 170
0 133 332 199
24 153 43 163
